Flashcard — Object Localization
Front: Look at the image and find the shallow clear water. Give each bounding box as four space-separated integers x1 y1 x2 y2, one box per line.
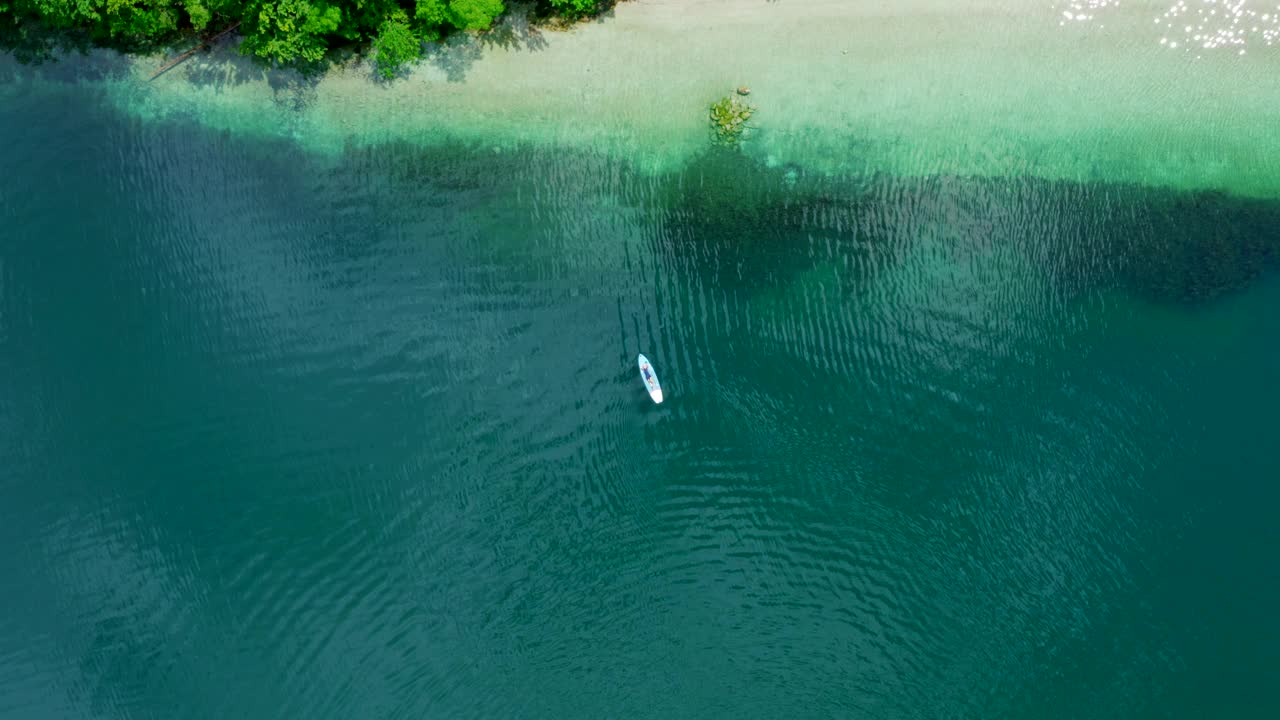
10 0 1279 196
2 10 1280 718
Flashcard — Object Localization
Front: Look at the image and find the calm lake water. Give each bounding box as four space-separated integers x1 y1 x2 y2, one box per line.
2 66 1279 719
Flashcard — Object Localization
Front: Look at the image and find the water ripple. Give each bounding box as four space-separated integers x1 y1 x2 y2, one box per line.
2 81 1277 719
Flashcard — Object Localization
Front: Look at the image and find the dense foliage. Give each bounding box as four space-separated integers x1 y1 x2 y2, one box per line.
0 0 612 73
372 8 415 77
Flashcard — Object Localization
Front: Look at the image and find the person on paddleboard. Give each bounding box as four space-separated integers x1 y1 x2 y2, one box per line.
643 366 658 389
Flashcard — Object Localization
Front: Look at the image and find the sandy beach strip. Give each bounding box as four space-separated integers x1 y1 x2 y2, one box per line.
7 0 1278 195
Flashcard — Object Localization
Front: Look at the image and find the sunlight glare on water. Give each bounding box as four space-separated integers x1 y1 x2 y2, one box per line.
1060 0 1280 51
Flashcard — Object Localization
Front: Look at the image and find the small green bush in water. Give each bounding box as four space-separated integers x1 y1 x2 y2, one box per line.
709 94 755 144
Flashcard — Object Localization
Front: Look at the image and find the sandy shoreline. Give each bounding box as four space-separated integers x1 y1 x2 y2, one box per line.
4 0 1279 195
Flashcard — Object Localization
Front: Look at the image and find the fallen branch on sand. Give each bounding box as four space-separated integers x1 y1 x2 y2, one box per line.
149 22 242 81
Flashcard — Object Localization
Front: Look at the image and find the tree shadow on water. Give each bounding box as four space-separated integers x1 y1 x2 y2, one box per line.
0 22 133 83
265 68 324 112
155 46 321 114
178 44 268 89
423 38 483 83
424 5 550 82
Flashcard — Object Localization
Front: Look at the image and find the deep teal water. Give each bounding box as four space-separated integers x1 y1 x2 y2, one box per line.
1 78 1279 720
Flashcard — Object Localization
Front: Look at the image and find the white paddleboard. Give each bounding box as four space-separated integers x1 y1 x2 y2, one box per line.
637 354 664 404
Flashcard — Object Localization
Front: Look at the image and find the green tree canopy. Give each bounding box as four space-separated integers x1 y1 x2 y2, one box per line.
444 0 500 30
372 6 414 78
241 0 342 64
543 0 601 18
2 0 615 69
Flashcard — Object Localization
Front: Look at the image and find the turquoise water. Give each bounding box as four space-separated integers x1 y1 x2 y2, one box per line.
3 57 1280 719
